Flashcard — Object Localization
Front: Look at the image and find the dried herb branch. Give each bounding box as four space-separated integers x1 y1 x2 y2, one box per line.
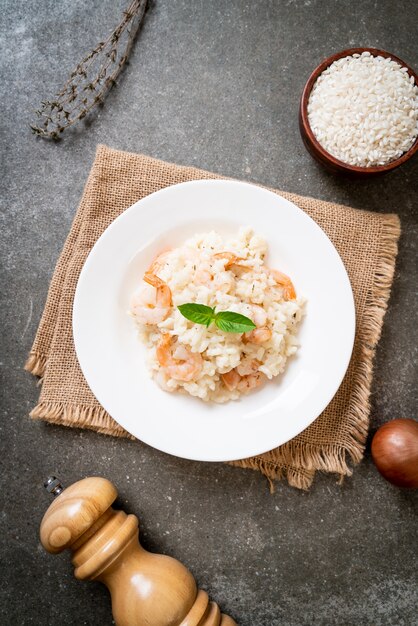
31 0 148 139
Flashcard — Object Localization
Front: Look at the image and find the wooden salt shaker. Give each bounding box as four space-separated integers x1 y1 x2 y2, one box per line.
40 476 237 626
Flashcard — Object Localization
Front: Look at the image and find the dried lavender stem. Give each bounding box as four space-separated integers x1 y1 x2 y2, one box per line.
31 0 148 139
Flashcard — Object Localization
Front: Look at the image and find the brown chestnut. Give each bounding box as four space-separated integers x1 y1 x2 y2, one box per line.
371 418 418 488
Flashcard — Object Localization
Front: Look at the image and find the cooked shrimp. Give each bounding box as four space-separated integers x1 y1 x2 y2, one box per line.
244 305 272 344
131 273 172 325
236 371 266 392
147 250 172 276
156 334 203 382
270 269 296 300
143 272 172 295
221 367 266 392
220 369 241 391
236 358 261 377
212 252 247 269
245 327 272 344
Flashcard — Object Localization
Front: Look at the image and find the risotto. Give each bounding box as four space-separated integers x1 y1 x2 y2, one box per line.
129 228 305 402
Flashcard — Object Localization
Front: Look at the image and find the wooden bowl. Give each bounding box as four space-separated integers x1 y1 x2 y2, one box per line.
299 47 418 177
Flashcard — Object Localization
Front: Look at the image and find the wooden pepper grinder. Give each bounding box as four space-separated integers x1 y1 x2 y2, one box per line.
40 476 237 626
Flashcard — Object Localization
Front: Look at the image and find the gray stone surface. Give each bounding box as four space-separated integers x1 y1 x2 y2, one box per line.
1 1 417 624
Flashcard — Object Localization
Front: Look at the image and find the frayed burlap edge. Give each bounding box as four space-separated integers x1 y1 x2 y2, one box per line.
230 213 400 489
25 352 47 378
25 207 400 490
29 401 135 440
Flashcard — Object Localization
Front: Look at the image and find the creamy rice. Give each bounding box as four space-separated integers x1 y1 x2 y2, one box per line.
130 228 305 402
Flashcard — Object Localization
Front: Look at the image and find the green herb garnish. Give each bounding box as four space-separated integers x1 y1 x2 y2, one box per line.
178 303 256 333
177 303 214 327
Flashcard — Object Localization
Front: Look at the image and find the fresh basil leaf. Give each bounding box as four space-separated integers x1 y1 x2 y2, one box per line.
178 304 257 333
178 303 215 327
214 311 256 333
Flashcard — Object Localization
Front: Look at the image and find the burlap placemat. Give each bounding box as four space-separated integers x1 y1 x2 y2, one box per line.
25 145 400 489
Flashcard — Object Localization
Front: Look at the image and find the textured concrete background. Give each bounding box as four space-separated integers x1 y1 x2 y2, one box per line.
1 1 417 624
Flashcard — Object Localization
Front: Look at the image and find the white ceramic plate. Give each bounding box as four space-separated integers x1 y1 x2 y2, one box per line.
73 180 355 462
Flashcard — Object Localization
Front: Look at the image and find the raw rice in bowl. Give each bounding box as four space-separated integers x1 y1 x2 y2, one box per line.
129 228 305 402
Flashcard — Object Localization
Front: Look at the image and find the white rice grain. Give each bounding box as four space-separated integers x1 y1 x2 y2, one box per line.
307 51 418 167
